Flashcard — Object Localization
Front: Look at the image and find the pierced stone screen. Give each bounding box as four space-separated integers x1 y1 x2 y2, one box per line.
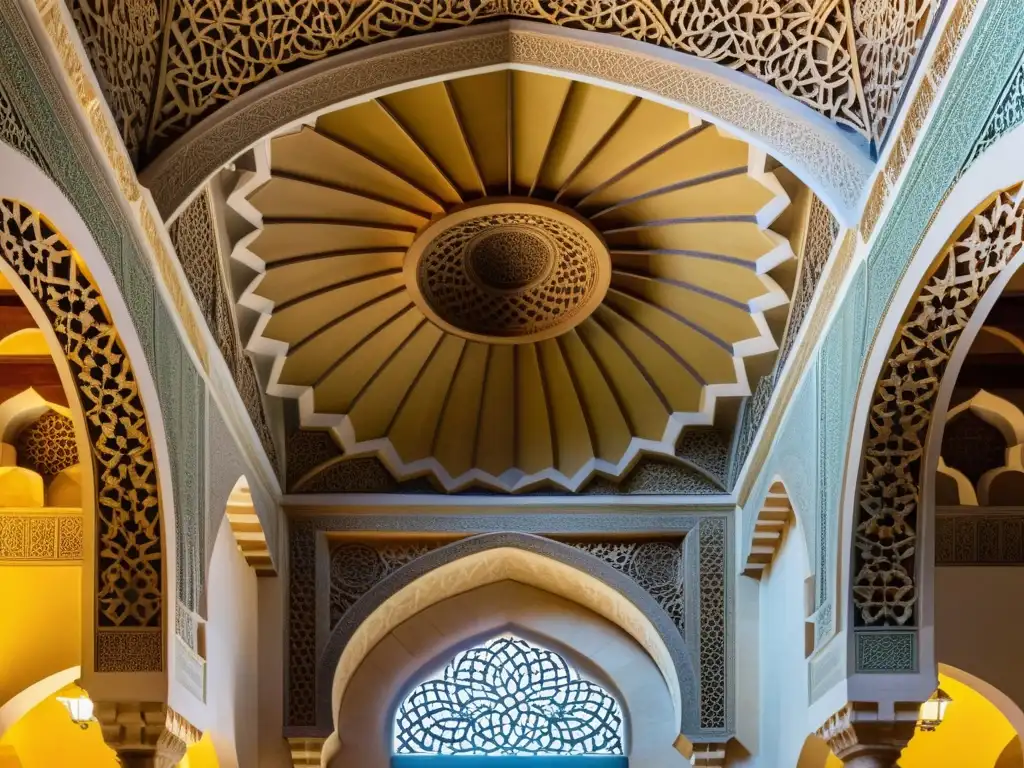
394 636 624 756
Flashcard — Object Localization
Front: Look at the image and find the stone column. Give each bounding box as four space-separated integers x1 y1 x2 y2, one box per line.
818 704 916 768
96 702 200 768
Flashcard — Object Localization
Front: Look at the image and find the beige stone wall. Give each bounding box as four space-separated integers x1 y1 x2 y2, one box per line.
326 580 688 767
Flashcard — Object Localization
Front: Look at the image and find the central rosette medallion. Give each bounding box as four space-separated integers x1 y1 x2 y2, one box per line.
405 200 611 344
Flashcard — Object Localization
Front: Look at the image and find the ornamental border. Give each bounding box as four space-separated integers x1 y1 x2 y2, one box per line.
285 511 733 743
141 22 870 227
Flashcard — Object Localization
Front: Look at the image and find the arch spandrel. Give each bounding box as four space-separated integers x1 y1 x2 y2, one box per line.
139 24 872 227
315 532 700 740
63 0 942 174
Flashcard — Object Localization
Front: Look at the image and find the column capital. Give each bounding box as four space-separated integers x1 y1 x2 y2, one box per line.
817 703 916 768
288 737 326 767
691 741 729 767
95 702 200 768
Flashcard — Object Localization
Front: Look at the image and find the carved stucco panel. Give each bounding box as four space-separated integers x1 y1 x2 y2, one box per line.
856 190 1024 628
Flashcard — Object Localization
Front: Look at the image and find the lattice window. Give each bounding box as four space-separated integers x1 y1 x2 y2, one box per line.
394 636 624 756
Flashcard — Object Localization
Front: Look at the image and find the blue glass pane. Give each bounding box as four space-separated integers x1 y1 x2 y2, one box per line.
392 756 629 767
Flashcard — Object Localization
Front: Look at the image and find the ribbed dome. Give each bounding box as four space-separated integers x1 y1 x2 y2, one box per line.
232 71 793 492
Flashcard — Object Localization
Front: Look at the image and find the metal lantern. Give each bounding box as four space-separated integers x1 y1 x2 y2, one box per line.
57 693 95 730
917 688 952 732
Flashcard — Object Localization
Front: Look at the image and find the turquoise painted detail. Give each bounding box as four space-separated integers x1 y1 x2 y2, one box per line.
391 758 627 767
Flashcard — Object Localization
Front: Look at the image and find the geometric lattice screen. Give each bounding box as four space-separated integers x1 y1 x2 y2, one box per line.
394 636 624 758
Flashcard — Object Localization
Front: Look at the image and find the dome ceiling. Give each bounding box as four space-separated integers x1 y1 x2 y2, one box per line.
232 71 794 492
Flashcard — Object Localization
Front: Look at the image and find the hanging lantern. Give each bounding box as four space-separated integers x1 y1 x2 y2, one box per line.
57 692 95 730
917 688 952 732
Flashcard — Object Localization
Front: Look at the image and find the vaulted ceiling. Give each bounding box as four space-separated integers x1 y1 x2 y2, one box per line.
68 0 937 166
231 71 798 492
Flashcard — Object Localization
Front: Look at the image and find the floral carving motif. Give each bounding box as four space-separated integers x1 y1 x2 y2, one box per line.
168 190 279 472
854 0 936 145
16 411 79 478
395 636 623 755
855 189 1024 626
570 540 685 636
108 0 908 157
68 0 161 163
0 199 163 668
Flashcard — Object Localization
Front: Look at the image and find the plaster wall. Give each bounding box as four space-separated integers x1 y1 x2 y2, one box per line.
0 565 80 707
935 567 1024 718
257 576 292 768
754 526 812 768
205 515 259 768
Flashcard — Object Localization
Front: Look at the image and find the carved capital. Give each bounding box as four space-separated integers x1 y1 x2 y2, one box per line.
817 704 916 768
96 703 200 768
288 737 326 767
691 741 729 766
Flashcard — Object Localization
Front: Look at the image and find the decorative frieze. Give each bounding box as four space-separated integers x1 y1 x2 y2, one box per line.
936 513 1024 564
64 0 921 163
0 509 82 561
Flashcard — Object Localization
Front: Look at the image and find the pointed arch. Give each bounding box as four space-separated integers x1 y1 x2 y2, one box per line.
841 121 1024 689
315 532 699 740
0 142 175 678
744 477 795 578
324 581 688 767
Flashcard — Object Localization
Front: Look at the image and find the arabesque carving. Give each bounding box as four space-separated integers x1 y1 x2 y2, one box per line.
144 0 874 156
68 0 161 163
16 410 79 477
854 0 936 145
0 199 163 670
168 189 278 471
63 0 939 166
855 189 1024 626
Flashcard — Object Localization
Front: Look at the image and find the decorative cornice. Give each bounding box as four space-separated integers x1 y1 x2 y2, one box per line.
0 507 82 562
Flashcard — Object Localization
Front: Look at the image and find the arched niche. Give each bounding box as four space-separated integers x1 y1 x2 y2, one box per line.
840 121 1024 692
744 477 797 579
0 142 175 682
939 390 1024 506
141 23 871 228
315 533 699 741
323 581 688 768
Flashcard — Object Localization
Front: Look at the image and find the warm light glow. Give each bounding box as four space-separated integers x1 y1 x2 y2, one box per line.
918 688 953 732
56 694 94 729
